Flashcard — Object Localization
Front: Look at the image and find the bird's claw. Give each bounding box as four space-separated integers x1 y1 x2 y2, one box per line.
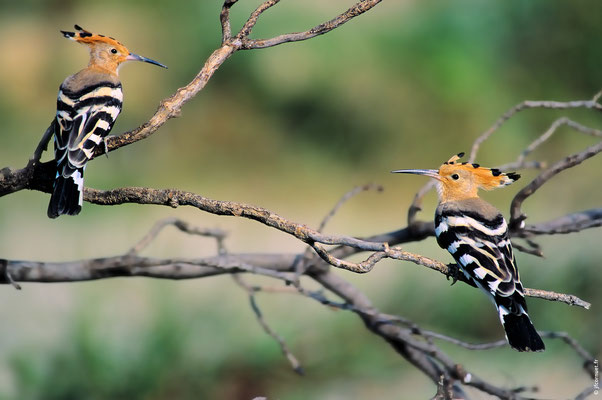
446 264 460 286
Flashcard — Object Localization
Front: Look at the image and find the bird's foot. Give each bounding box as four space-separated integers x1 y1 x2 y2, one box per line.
446 263 460 286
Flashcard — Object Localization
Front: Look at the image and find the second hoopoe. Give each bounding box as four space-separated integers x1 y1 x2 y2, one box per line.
47 25 166 218
393 153 545 352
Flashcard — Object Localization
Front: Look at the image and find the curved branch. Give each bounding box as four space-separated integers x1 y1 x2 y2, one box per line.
83 186 387 252
96 44 237 156
469 94 602 162
240 0 383 49
522 208 602 235
510 140 602 227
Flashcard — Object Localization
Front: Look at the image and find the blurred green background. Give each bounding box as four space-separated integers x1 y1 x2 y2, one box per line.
0 1 601 399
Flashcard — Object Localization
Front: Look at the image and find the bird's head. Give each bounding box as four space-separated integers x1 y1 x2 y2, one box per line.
392 152 520 202
61 25 167 74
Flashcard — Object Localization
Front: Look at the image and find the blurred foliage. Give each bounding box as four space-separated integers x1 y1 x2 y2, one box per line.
0 0 601 399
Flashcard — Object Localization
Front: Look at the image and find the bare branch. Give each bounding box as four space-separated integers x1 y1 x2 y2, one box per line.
1 254 298 283
3 243 590 310
516 117 602 167
385 246 591 309
220 0 239 43
128 217 227 255
523 288 591 310
310 242 386 273
511 240 544 257
296 183 383 279
317 183 383 233
98 44 237 156
83 186 389 254
241 0 383 49
522 208 602 235
233 275 304 375
469 95 602 162
510 140 602 227
237 0 281 39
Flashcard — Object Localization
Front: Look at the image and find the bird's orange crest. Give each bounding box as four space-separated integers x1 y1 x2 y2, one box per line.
61 25 129 54
439 152 520 191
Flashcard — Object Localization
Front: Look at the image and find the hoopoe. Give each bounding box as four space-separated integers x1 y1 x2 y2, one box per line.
393 152 545 352
47 25 166 218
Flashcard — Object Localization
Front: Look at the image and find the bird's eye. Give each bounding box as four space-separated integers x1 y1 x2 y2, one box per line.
451 174 460 180
110 48 118 54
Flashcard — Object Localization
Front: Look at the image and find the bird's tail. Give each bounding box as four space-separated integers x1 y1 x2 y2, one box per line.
47 169 84 218
499 308 545 352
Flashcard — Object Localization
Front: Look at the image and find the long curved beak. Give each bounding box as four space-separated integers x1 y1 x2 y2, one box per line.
126 53 168 69
391 169 441 180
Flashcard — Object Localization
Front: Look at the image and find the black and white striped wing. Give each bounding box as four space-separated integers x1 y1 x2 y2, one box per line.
48 82 122 218
435 210 523 304
55 82 123 171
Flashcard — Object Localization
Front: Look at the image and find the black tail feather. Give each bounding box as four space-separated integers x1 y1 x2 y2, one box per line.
502 313 545 352
47 173 83 218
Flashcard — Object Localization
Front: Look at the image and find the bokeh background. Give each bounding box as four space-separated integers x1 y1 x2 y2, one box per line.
0 1 601 399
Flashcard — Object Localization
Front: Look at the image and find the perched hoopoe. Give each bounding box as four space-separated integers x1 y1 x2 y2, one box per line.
47 25 166 218
393 152 545 352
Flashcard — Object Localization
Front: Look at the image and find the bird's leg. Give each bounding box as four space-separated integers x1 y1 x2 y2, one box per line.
103 136 110 158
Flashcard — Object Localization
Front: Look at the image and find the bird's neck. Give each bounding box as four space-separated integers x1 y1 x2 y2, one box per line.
88 62 119 76
436 182 479 204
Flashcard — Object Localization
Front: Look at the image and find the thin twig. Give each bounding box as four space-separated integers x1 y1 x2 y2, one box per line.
511 240 544 257
318 183 383 233
232 275 304 375
295 184 382 280
237 0 281 39
469 96 602 162
241 0 383 49
540 331 596 377
128 217 227 255
310 243 387 273
516 117 602 166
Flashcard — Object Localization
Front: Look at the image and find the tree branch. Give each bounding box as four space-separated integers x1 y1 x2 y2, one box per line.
469 93 602 162
522 208 602 235
510 140 602 228
239 0 383 49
